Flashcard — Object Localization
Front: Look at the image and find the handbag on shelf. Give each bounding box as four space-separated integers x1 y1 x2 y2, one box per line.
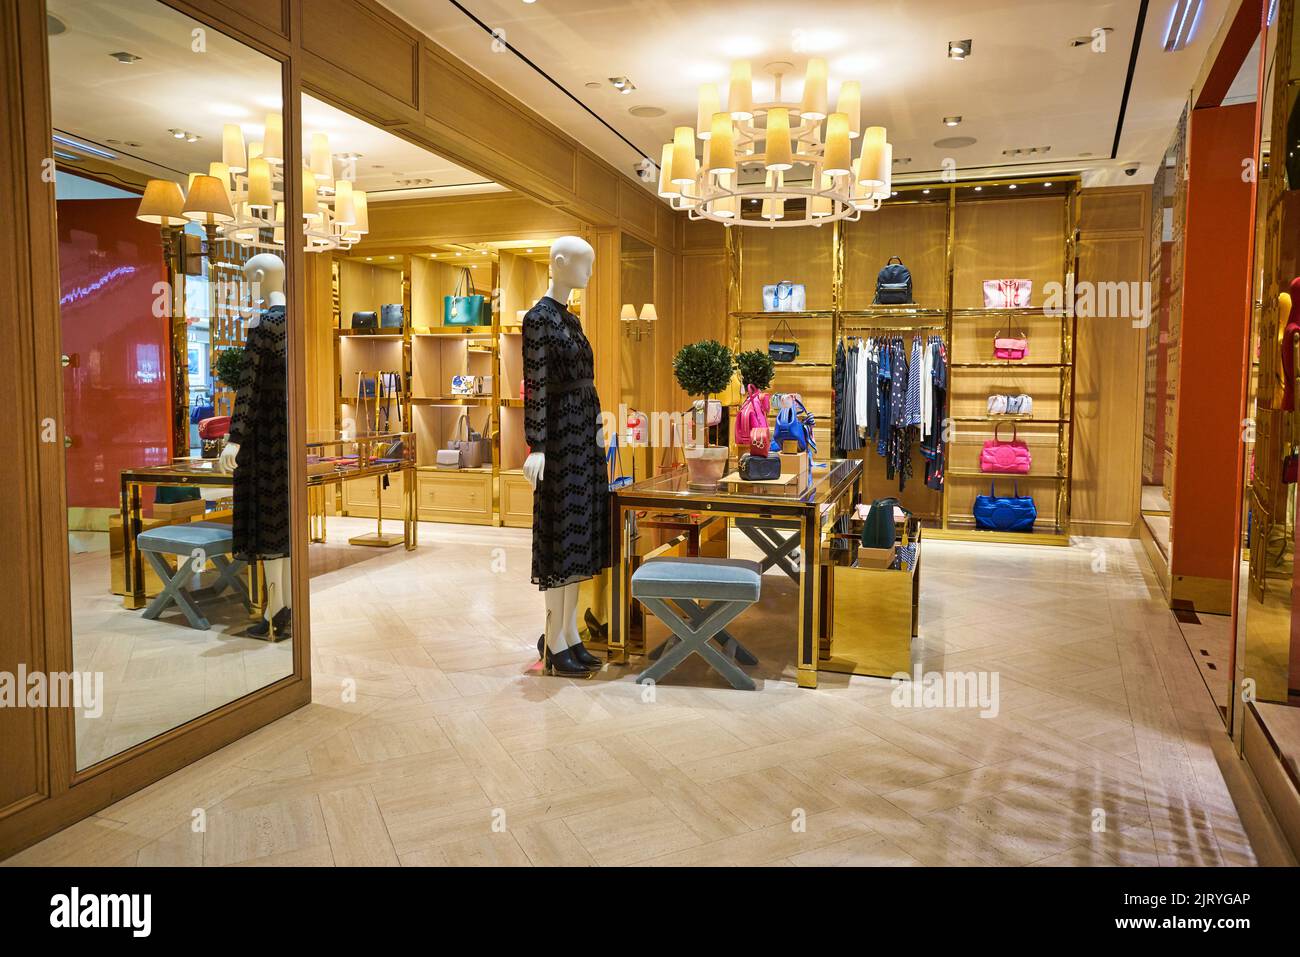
351 310 378 332
450 375 477 396
444 268 487 326
860 497 901 549
607 435 633 491
973 481 1036 532
435 448 462 471
735 384 771 450
762 280 806 313
768 318 800 362
770 395 816 453
380 303 405 329
982 279 1033 309
874 257 913 305
739 452 782 481
987 393 1034 415
993 327 1029 360
447 413 488 469
979 422 1032 475
190 402 214 424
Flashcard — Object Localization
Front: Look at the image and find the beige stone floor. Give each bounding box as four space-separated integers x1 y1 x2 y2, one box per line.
8 519 1258 867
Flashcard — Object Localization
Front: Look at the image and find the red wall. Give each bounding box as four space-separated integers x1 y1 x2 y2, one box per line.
57 197 171 509
1171 104 1257 584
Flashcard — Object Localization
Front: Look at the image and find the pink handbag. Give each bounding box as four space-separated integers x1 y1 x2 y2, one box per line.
979 422 1032 474
983 278 1032 308
993 336 1029 360
735 385 771 451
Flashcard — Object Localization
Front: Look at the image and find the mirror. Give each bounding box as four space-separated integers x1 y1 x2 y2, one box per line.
48 0 294 769
620 233 656 416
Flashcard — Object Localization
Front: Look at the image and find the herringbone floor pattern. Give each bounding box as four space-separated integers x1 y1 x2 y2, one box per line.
8 519 1258 866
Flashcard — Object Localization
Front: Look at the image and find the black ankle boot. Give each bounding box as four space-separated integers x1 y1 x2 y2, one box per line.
568 641 602 668
245 606 291 640
544 645 593 679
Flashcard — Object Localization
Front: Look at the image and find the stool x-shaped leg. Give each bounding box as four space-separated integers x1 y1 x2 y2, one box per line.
647 598 759 666
141 552 251 630
636 596 757 690
735 519 802 583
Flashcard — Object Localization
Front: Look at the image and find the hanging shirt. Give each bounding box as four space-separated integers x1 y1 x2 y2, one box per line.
905 336 923 428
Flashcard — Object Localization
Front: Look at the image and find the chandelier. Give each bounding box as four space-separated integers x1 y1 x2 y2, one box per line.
137 115 369 254
656 59 893 228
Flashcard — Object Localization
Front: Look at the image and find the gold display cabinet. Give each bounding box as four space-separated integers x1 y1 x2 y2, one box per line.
819 517 921 678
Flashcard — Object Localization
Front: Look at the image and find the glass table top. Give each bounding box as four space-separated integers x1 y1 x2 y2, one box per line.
616 458 861 506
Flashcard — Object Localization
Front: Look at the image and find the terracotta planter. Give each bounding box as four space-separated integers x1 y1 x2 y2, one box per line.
684 445 729 490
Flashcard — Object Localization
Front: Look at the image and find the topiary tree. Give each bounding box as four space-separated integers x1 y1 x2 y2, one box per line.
213 346 247 387
673 339 734 398
735 349 776 391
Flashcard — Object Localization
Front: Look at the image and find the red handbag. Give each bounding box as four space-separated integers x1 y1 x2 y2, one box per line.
979 422 1031 474
198 415 231 439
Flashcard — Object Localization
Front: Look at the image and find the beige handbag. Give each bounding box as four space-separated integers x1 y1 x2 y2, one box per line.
447 413 488 469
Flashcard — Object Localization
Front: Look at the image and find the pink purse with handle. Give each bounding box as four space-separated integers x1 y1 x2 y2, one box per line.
979 422 1032 474
735 385 771 455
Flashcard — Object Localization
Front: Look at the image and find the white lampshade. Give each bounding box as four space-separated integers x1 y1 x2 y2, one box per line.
620 303 637 321
765 108 793 171
640 303 658 321
207 161 231 193
334 179 356 226
811 172 834 217
301 164 318 217
309 133 331 178
352 190 370 233
657 142 679 197
858 126 888 187
708 112 736 176
272 202 285 244
873 143 894 199
801 57 828 121
729 61 753 120
836 80 861 138
247 156 273 209
136 179 186 225
823 112 852 176
696 84 720 139
712 193 739 219
670 126 698 185
762 196 785 221
763 168 784 220
221 124 247 172
182 174 235 224
247 141 263 162
262 113 283 164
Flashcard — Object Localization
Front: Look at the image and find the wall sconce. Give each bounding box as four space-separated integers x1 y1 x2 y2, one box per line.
622 302 657 340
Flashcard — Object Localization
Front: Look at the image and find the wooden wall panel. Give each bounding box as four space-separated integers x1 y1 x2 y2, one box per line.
300 0 419 108
361 193 581 249
577 152 619 220
304 252 335 439
1075 187 1149 538
618 179 657 242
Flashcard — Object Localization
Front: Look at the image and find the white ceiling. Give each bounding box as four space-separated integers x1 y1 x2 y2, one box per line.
382 0 1243 187
46 0 497 198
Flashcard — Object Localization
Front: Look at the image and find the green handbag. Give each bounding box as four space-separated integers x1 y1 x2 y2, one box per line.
444 267 488 326
861 497 901 549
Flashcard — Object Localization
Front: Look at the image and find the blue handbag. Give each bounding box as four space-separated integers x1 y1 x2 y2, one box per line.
444 268 487 326
973 481 1036 532
770 396 817 453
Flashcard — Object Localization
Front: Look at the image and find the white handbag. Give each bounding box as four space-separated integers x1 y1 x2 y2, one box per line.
762 281 806 313
435 448 461 470
982 279 1032 308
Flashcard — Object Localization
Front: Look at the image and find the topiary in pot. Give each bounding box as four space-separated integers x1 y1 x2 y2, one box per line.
213 346 247 388
673 339 735 488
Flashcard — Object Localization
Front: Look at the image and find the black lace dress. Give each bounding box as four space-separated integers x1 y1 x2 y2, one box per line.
523 296 610 589
229 303 290 560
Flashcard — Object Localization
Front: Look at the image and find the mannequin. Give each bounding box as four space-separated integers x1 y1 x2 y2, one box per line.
523 236 609 677
220 252 291 639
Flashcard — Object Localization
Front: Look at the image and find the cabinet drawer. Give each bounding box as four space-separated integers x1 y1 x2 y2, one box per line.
342 473 405 518
500 472 534 528
417 470 493 525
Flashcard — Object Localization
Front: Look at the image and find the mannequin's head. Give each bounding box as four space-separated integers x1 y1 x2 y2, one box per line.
243 252 286 300
549 236 594 292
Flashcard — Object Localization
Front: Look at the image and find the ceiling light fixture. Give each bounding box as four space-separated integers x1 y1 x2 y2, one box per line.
1163 0 1203 52
948 39 972 60
658 58 891 227
52 133 115 159
609 76 636 94
943 115 962 127
109 51 141 64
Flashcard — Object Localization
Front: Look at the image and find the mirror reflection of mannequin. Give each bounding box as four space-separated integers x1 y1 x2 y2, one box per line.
523 236 610 677
219 252 291 638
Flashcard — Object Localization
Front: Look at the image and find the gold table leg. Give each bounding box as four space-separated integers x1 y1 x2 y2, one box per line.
121 480 145 610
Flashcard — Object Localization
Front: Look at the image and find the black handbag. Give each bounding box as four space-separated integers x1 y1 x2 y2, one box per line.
739 452 781 481
380 303 404 328
861 497 901 548
874 257 913 305
768 318 800 362
351 310 378 332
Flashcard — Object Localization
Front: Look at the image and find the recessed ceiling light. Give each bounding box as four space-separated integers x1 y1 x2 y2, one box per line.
525 248 534 253
948 39 972 60
943 115 962 127
584 81 602 89
365 257 372 261
922 188 931 194
47 14 67 36
389 256 396 260
1008 184 1017 189
109 51 141 64
609 76 636 94
456 252 463 257
934 136 976 149
1044 182 1053 187
629 105 666 118
974 186 983 192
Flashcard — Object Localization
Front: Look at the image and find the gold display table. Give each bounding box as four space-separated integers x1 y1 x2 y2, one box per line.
611 459 863 689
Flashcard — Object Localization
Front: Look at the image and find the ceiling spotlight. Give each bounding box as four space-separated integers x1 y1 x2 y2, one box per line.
109 51 141 64
1044 182 1053 187
170 129 186 139
948 39 972 60
943 116 962 127
1163 0 1203 52
1008 184 1017 189
922 188 931 194
974 186 983 191
609 76 636 94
